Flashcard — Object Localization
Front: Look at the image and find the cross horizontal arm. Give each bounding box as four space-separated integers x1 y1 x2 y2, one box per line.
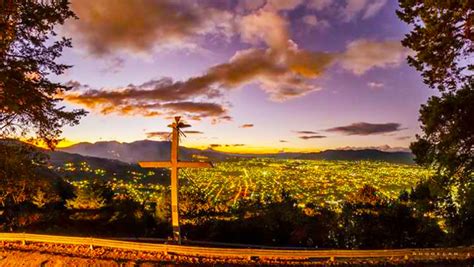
177 161 213 168
138 161 213 169
138 161 173 168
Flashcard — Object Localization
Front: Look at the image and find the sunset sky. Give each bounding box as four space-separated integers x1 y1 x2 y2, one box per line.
52 0 433 153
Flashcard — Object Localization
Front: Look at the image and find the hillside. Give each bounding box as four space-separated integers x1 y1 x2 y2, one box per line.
59 140 228 163
44 149 168 183
59 140 414 164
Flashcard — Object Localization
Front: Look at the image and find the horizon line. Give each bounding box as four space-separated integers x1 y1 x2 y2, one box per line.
43 139 411 154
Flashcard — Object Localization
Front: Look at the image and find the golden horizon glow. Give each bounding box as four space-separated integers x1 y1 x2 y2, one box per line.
26 135 410 154
27 137 325 153
188 145 322 154
24 138 81 150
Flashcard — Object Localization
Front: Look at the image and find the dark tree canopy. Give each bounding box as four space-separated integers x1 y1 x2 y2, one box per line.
399 0 474 242
0 0 86 149
398 1 473 180
0 141 71 207
410 83 474 179
397 0 473 92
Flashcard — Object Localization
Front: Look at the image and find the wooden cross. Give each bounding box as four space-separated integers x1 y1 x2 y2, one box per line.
138 116 212 244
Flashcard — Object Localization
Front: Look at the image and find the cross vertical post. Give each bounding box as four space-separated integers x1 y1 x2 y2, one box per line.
139 116 212 244
170 118 180 242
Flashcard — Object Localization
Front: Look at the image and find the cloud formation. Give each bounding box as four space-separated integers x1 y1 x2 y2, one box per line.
146 131 170 140
295 130 319 134
63 2 409 121
209 144 245 148
307 0 332 11
67 0 232 55
64 40 336 118
210 47 334 101
239 10 291 54
342 0 388 22
64 37 405 120
302 15 330 29
63 79 228 119
368 81 384 89
396 136 411 140
326 122 404 135
66 0 390 57
339 39 410 75
240 124 254 128
338 145 410 152
220 116 233 121
236 0 266 12
183 130 204 134
238 0 305 13
162 102 227 119
264 0 305 11
299 135 326 139
101 57 125 74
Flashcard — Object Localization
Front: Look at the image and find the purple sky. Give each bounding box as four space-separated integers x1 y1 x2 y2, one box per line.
53 0 432 153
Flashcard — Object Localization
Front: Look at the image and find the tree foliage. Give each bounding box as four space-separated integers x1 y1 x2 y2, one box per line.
399 1 473 181
66 182 112 210
398 0 473 244
0 141 67 207
0 0 86 148
410 83 474 178
338 185 443 248
397 0 473 92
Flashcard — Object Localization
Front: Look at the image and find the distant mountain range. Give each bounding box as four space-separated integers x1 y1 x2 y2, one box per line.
0 139 162 182
58 140 414 164
45 145 169 183
58 140 228 162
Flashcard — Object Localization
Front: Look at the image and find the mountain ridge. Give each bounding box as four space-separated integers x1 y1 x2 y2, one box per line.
59 140 414 164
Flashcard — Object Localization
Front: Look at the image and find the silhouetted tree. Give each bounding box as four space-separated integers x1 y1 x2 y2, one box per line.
0 141 72 230
0 0 86 148
338 185 444 248
398 1 474 244
0 142 67 207
398 1 473 179
66 181 113 210
446 181 474 245
107 194 154 236
397 0 473 92
291 204 339 248
410 84 474 179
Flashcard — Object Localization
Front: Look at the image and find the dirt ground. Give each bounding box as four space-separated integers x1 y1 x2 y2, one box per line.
0 250 123 267
0 241 472 266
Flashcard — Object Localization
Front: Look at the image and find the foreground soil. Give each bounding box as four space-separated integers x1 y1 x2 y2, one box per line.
0 241 472 266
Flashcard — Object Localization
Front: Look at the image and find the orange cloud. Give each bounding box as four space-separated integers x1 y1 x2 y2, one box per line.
62 4 408 121
239 10 290 53
146 131 170 140
63 43 336 119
